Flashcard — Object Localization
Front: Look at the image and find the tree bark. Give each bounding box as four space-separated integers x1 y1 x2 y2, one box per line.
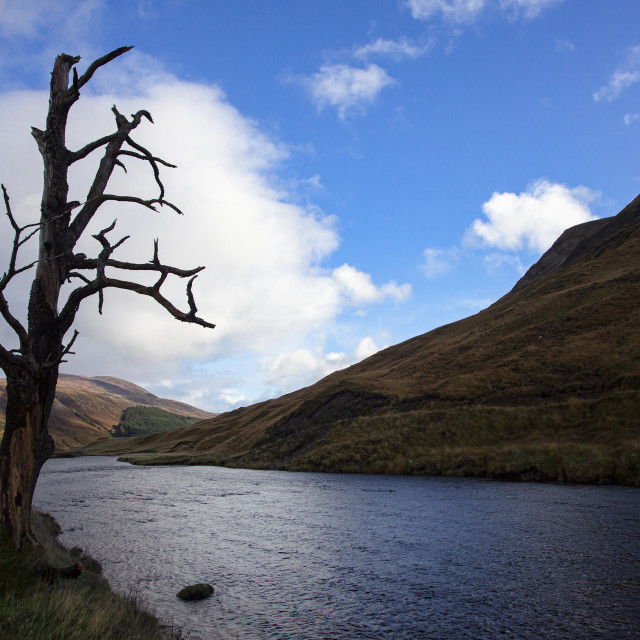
0 56 71 549
0 366 55 548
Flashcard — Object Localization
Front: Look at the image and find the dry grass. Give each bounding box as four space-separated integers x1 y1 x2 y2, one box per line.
53 199 640 486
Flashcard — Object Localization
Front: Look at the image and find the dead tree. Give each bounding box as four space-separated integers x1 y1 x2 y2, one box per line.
0 47 215 549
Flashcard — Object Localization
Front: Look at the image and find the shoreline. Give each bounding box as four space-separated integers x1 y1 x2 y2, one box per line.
0 510 181 640
56 438 640 487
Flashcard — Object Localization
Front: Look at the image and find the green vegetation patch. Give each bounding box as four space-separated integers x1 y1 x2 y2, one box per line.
1 511 180 640
114 406 200 438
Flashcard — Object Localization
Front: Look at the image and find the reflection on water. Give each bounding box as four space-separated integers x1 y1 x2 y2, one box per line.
34 457 640 639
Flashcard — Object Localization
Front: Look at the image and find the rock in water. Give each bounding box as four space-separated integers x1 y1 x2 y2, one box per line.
177 583 214 600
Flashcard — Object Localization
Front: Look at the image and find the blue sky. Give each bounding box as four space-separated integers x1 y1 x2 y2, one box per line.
1 0 639 411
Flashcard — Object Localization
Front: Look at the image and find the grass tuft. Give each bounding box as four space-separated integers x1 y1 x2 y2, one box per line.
0 511 181 640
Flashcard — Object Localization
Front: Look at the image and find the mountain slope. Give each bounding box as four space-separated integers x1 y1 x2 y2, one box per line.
81 196 640 484
0 375 213 449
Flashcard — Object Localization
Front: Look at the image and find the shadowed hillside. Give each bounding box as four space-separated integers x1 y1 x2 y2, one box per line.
78 196 640 484
0 375 213 449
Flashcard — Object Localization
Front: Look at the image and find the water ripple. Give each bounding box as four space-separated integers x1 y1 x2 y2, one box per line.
34 457 640 640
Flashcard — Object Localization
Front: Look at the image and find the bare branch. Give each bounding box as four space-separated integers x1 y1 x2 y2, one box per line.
68 254 204 278
75 46 134 92
0 186 31 352
97 194 183 215
124 135 168 200
131 110 154 126
58 229 214 334
118 150 176 169
41 330 79 370
92 221 129 254
83 276 214 328
68 100 182 243
69 133 117 164
59 273 215 333
0 294 30 355
2 184 19 233
66 272 93 285
31 127 45 154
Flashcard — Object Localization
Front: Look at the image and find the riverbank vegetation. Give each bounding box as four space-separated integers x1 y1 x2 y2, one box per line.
0 511 180 640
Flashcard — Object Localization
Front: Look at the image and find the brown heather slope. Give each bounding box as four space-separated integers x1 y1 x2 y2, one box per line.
82 196 640 484
0 374 213 449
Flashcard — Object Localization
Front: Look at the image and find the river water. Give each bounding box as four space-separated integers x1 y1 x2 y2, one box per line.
33 456 639 640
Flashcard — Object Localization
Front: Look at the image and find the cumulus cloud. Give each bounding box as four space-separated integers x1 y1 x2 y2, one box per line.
332 264 411 304
301 63 395 120
405 0 563 23
262 336 382 394
466 179 599 253
0 59 410 410
593 45 640 102
295 37 431 120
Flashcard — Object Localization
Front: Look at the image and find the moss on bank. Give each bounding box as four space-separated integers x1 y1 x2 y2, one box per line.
0 511 181 640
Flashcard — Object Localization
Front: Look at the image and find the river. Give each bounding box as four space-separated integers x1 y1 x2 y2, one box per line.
33 456 640 639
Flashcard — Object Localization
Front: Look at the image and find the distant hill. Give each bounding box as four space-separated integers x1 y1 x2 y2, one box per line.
0 375 213 449
78 196 640 484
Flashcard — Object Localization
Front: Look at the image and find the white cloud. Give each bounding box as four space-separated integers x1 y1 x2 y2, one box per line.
483 252 527 274
593 45 640 102
302 63 395 120
405 0 563 23
263 335 382 395
0 0 46 37
354 37 432 62
624 113 640 126
355 336 380 360
332 264 411 305
420 247 460 278
555 38 575 53
466 179 599 253
0 0 105 60
406 0 486 23
499 0 563 20
0 59 410 410
263 348 349 392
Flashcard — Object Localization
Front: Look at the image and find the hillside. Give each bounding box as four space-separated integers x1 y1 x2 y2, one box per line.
0 375 213 449
79 196 640 484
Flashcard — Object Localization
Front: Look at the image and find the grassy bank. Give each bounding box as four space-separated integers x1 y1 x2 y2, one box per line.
0 511 180 640
114 394 640 486
118 441 640 485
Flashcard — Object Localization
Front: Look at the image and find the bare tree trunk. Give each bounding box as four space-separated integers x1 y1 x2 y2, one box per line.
0 47 214 549
0 366 55 548
0 56 70 549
